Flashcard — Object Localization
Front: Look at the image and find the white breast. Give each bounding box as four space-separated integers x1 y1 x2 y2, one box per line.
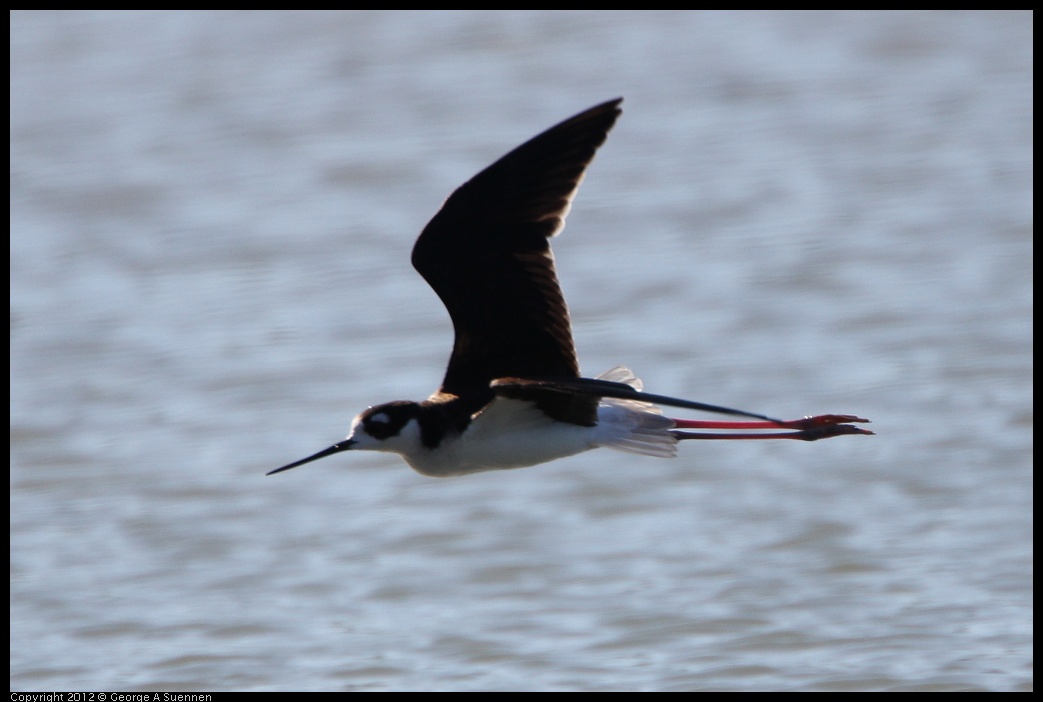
393 395 678 478
398 398 592 477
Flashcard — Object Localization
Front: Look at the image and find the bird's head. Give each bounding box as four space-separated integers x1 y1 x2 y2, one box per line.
267 401 423 475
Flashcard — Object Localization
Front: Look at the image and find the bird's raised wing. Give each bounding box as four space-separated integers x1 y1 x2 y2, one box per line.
412 99 623 409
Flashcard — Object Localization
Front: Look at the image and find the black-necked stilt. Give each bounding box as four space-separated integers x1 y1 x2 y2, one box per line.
269 98 872 478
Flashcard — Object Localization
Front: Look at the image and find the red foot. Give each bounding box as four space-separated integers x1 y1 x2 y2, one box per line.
787 414 874 440
793 416 873 440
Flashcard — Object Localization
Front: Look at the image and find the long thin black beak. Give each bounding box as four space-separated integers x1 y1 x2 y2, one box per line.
267 440 356 475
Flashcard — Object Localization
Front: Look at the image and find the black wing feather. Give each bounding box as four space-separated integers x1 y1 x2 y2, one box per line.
412 99 623 409
491 376 783 425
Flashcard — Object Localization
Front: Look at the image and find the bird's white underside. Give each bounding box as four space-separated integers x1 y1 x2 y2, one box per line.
347 366 678 477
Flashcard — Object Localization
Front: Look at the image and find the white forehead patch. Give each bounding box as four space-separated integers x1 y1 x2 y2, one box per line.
368 412 390 425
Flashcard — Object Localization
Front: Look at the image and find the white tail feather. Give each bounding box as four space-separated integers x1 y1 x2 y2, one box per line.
593 367 678 458
595 365 643 389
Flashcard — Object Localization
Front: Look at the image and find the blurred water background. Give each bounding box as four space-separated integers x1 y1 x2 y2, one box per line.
10 10 1032 691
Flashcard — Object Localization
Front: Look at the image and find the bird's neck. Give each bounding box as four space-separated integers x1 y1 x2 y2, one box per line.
416 394 479 449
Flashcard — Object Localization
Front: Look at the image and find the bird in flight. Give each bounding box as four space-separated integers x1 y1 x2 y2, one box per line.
269 98 872 478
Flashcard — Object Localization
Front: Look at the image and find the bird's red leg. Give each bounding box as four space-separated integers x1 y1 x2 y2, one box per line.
671 414 873 442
